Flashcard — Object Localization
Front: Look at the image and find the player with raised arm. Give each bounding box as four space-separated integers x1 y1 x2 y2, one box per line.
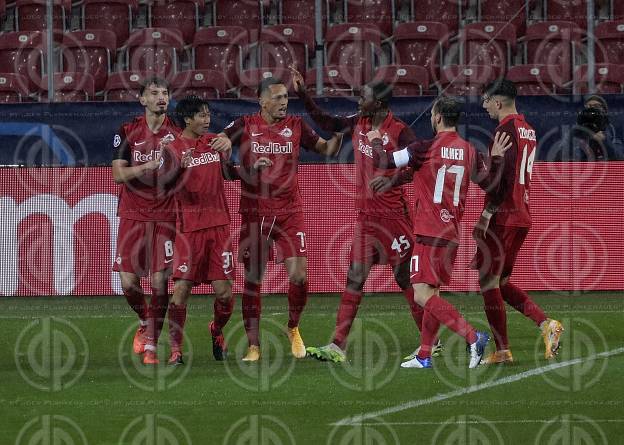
289 67 433 363
222 77 343 361
473 79 563 364
111 76 180 362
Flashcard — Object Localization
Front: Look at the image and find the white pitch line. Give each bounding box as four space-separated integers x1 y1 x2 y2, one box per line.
358 419 624 426
332 346 624 427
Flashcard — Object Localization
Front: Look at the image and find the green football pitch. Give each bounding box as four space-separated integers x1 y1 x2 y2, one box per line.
2 293 623 444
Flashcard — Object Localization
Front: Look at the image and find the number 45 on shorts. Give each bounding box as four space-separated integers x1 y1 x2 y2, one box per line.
392 235 411 257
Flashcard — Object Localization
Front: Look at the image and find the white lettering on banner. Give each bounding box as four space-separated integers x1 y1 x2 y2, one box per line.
251 141 292 154
440 146 464 161
518 127 536 141
358 140 374 158
133 150 161 163
187 152 220 167
0 194 119 295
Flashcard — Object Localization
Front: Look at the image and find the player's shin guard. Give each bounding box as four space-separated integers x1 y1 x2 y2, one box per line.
403 287 424 332
287 282 308 329
213 297 234 334
168 303 187 353
124 287 147 322
417 306 441 360
482 288 509 350
242 281 261 346
500 282 547 327
333 289 362 350
424 296 478 344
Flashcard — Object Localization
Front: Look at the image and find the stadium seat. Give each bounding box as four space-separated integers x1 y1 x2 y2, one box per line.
461 22 516 77
279 0 332 37
104 71 146 101
393 22 449 77
573 63 624 94
83 0 138 47
479 0 531 36
15 0 69 31
305 65 362 96
506 64 570 95
171 69 226 99
193 26 249 90
149 0 205 44
213 0 267 41
259 24 314 71
411 0 465 35
522 21 583 80
546 0 588 29
325 23 382 82
124 28 186 80
345 0 394 37
368 64 430 96
238 67 295 98
60 30 116 93
39 72 95 102
437 64 496 95
0 73 30 102
594 21 624 65
0 31 56 92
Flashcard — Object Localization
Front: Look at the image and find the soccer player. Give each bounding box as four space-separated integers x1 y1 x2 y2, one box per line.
112 76 180 359
222 77 344 361
472 79 564 364
369 96 511 368
288 68 431 363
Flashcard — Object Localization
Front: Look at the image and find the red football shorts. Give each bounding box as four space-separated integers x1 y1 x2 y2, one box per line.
350 214 414 266
173 225 234 284
238 212 307 268
470 224 529 278
409 238 459 287
113 219 176 276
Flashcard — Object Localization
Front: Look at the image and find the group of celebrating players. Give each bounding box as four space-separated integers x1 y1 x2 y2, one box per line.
111 66 564 369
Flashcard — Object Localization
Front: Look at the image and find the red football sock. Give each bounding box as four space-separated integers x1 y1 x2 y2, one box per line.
417 304 441 360
333 289 362 350
146 287 169 346
123 287 147 321
242 281 261 346
403 287 424 332
213 297 234 334
287 282 308 328
424 295 477 344
482 288 509 350
501 282 547 327
168 302 187 353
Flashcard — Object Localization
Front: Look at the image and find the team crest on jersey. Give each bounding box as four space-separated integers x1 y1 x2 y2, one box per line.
178 264 189 273
113 134 121 148
115 256 122 264
279 127 293 138
440 209 454 223
382 134 389 146
161 133 175 144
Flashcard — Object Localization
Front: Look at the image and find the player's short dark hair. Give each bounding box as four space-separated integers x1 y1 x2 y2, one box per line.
366 81 393 106
483 78 517 101
174 95 210 127
139 76 169 96
257 77 285 97
584 94 608 113
433 96 462 127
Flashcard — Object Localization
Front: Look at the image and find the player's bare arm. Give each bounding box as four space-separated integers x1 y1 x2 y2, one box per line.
112 156 162 184
212 133 233 159
314 132 344 157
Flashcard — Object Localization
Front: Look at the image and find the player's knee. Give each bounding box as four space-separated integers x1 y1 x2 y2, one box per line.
499 275 510 287
412 283 434 307
479 274 500 291
121 278 141 295
346 265 366 290
289 270 307 286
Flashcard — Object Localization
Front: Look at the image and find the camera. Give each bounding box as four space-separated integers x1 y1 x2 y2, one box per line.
576 106 609 133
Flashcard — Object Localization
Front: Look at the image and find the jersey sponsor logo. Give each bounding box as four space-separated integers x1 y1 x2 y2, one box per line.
133 140 146 146
357 140 374 158
440 208 454 223
251 141 293 154
518 127 536 141
441 146 464 161
186 151 220 167
279 127 292 138
133 149 161 163
113 134 121 148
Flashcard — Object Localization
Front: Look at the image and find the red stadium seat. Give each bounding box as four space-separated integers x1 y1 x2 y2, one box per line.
193 26 249 89
479 0 531 36
83 0 138 47
574 63 624 94
523 21 583 80
0 73 30 102
393 22 449 77
345 0 394 37
411 0 465 35
172 69 226 99
506 64 570 95
369 64 430 96
461 22 516 77
279 0 332 37
0 31 57 92
60 30 116 93
546 0 588 29
259 24 314 71
594 21 624 65
149 0 204 44
438 64 496 96
124 28 186 80
15 0 69 31
39 72 95 102
325 23 382 81
305 65 362 96
104 71 146 101
238 67 295 98
213 0 266 41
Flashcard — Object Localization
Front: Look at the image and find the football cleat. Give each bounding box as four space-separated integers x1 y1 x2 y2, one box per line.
143 349 159 365
542 319 564 359
403 339 444 361
400 356 432 369
209 321 227 361
481 349 514 365
468 331 490 368
133 325 147 355
306 343 346 363
287 326 306 358
242 345 261 362
168 351 184 366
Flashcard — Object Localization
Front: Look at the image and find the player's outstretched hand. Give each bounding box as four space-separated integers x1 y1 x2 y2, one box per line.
211 136 232 159
288 64 305 93
369 175 392 194
253 157 273 171
491 132 512 157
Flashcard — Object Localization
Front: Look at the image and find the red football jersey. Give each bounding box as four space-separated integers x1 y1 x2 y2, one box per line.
412 131 478 243
167 133 231 232
353 112 411 218
224 113 320 216
484 114 536 228
113 115 180 221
